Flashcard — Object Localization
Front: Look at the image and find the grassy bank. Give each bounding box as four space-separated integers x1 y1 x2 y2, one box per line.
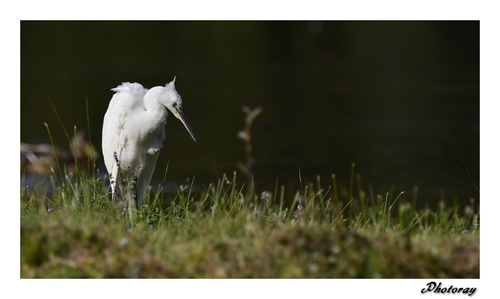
20 170 479 278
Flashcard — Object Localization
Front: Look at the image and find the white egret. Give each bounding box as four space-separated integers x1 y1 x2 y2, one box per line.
101 77 195 208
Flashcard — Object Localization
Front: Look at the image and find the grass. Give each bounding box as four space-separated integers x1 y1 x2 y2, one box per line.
20 156 480 279
20 106 479 278
20 170 479 278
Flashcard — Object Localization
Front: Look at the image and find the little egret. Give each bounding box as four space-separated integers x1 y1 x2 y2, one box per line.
101 77 195 208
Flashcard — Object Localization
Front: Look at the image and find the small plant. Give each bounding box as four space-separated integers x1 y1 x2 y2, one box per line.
237 105 262 202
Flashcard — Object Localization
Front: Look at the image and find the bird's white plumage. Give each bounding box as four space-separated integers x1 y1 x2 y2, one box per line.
102 79 195 208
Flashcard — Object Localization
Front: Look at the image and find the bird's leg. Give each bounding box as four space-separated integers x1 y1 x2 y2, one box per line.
111 151 139 209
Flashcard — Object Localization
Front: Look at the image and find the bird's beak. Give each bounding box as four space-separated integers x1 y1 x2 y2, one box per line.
172 107 196 142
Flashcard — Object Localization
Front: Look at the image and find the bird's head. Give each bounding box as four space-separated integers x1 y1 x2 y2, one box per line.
161 77 196 142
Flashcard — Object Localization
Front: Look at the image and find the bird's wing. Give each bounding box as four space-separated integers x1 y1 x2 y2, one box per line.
102 83 147 188
136 150 160 208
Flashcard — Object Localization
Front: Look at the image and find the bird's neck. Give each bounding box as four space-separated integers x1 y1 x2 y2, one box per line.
145 103 168 124
142 87 169 126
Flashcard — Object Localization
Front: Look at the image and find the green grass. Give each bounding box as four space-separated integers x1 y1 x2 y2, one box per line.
20 169 479 278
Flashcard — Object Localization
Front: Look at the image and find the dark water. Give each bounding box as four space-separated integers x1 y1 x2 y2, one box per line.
21 21 479 209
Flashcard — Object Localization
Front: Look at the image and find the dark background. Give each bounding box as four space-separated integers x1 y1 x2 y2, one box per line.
20 21 479 209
